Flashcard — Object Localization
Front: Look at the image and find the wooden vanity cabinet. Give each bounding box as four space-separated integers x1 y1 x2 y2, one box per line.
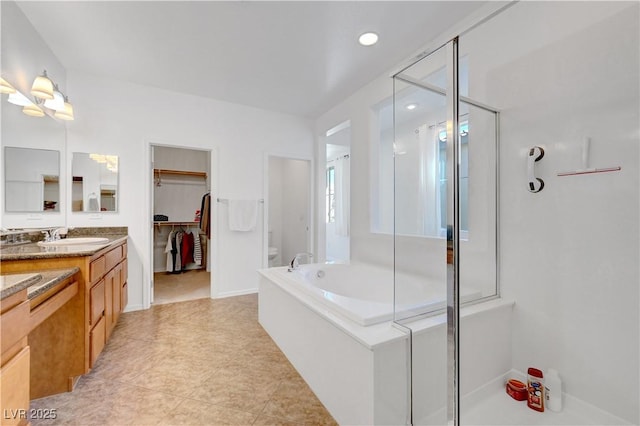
0 289 30 426
1 239 128 391
88 241 128 365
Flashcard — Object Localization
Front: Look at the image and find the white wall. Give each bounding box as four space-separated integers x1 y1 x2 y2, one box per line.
315 1 639 423
2 2 313 309
1 1 67 228
64 72 313 308
462 2 639 422
153 146 209 223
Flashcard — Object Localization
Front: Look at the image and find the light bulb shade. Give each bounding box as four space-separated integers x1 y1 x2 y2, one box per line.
23 103 45 117
7 91 32 106
54 100 74 121
43 90 65 111
31 74 54 99
0 77 16 94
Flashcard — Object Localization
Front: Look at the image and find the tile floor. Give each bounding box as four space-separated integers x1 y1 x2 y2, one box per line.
153 270 210 305
30 294 337 426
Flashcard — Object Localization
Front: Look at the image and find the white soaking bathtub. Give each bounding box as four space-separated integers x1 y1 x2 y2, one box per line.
258 263 514 425
274 262 481 326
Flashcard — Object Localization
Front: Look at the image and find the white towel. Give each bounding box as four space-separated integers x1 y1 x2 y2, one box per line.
228 200 258 231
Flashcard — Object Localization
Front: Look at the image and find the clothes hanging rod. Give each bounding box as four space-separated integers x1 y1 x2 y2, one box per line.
216 198 264 204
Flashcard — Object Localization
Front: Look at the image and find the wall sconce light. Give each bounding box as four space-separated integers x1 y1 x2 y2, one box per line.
23 103 45 117
31 70 55 100
0 77 17 94
54 95 74 121
1 72 74 120
43 84 65 111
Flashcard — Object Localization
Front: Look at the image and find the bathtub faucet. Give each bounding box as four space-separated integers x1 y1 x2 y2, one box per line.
288 252 313 271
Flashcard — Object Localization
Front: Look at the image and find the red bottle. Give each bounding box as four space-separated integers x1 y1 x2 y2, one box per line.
527 367 545 412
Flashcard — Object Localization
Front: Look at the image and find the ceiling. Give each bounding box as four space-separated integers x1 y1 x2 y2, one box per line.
16 1 487 118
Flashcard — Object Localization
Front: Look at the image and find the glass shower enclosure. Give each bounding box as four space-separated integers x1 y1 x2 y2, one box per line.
391 2 639 425
392 37 499 425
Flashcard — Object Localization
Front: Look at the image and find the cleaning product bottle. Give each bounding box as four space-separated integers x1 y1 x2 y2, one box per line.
527 367 545 412
546 369 562 412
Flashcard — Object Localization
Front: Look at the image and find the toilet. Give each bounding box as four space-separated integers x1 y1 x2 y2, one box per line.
268 231 279 267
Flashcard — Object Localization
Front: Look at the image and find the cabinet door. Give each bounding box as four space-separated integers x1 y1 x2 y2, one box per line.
90 280 105 326
90 316 106 367
0 300 29 355
0 345 30 426
112 264 122 325
90 256 106 284
104 269 114 339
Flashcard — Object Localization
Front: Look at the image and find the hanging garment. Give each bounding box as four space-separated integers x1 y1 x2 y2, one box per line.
181 231 194 271
199 193 211 238
174 231 183 273
193 232 202 266
164 231 174 272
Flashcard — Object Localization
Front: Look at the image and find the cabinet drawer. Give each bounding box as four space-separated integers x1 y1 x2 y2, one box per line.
0 300 29 355
105 246 123 273
90 256 106 283
90 280 105 326
0 345 30 426
90 316 106 368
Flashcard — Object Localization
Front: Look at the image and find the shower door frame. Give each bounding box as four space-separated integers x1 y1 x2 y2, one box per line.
392 38 501 426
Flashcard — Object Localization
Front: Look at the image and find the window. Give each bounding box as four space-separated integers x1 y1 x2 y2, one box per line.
326 166 335 223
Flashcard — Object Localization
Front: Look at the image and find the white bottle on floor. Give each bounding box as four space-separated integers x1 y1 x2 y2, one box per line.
546 368 563 412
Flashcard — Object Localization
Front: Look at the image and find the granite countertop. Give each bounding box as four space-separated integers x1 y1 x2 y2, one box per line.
0 267 79 301
0 234 127 261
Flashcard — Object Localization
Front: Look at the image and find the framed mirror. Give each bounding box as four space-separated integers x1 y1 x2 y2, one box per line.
71 152 119 212
4 147 60 212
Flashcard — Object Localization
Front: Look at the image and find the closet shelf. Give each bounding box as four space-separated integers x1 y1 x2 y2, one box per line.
153 169 207 178
154 221 200 226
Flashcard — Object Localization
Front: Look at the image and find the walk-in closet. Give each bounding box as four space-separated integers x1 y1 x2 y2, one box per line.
152 145 211 304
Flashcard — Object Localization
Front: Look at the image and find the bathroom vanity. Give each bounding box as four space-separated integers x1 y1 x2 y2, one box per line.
0 228 128 415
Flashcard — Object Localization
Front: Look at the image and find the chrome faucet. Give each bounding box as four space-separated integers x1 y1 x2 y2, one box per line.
51 227 67 240
41 227 67 242
41 230 52 242
288 252 313 271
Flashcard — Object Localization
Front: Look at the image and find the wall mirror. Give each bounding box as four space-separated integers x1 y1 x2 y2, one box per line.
71 152 119 212
4 147 60 212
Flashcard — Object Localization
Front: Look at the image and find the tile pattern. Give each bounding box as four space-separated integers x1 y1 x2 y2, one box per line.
30 295 337 426
153 270 210 305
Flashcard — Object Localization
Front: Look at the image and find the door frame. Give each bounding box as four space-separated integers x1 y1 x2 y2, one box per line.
144 140 218 308
263 152 314 268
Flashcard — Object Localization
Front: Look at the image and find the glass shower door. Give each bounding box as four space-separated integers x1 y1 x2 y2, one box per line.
392 41 452 426
393 36 499 425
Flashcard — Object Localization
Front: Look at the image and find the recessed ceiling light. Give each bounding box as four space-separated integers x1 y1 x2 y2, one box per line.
358 32 378 46
405 103 418 111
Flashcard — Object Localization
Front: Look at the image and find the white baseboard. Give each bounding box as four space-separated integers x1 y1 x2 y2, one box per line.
214 288 258 299
123 304 145 313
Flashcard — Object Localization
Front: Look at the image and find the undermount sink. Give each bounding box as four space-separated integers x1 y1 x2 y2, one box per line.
37 237 110 247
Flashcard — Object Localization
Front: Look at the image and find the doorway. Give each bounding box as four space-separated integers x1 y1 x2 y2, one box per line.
325 121 351 263
266 155 312 268
150 144 212 305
